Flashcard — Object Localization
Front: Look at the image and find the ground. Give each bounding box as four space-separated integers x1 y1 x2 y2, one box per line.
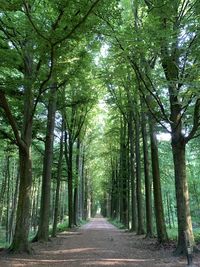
0 217 200 267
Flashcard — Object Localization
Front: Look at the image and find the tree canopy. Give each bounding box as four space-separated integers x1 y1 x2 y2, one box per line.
0 0 200 257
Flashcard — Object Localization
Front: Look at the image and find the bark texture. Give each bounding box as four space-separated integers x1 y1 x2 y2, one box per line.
149 117 168 243
36 82 57 241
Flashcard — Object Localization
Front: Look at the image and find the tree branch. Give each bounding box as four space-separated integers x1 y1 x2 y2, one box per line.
0 90 26 150
23 1 50 42
53 0 101 46
185 98 200 143
31 46 55 119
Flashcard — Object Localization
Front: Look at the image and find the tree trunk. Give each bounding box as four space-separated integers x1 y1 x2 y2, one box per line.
119 118 129 227
141 111 153 237
79 149 85 220
65 131 74 228
166 192 172 229
160 43 194 253
0 158 8 224
73 138 80 225
10 51 34 252
149 117 168 243
135 115 145 235
172 139 194 254
110 159 118 219
8 168 19 244
52 120 64 237
84 169 88 220
6 156 11 243
129 119 137 231
36 82 57 242
10 146 32 253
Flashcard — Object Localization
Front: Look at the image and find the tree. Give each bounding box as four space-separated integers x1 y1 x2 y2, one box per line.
0 0 102 252
142 0 200 254
35 80 57 242
52 119 64 237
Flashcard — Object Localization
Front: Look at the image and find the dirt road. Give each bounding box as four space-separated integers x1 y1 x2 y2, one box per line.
0 217 199 266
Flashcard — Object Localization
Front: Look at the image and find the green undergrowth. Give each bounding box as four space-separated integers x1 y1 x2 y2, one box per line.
167 227 178 241
0 240 9 249
51 218 89 234
167 226 200 243
0 228 9 248
56 219 69 233
107 221 200 244
78 218 89 226
108 218 126 229
193 227 200 243
0 218 88 249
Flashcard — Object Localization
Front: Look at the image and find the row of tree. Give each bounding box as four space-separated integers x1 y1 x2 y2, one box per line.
95 0 200 255
0 0 200 257
0 0 108 253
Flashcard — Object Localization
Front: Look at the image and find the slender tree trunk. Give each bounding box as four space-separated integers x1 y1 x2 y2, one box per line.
68 140 73 228
119 119 124 223
171 197 175 228
84 169 88 220
8 168 19 244
116 164 120 220
52 120 64 237
65 131 74 228
80 150 85 220
73 139 80 226
0 158 8 224
31 185 37 232
166 192 172 229
6 156 11 243
135 114 145 235
119 118 128 227
141 111 153 237
35 176 41 232
36 82 57 242
110 158 116 219
149 117 168 243
128 115 137 231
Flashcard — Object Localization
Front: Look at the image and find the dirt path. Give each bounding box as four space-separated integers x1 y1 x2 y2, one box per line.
0 218 199 266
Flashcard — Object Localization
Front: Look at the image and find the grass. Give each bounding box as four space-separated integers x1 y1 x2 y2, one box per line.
167 227 178 241
167 226 200 243
193 227 200 243
108 218 126 229
77 218 89 226
1 220 199 248
0 227 9 248
50 218 89 234
56 219 69 233
106 221 200 244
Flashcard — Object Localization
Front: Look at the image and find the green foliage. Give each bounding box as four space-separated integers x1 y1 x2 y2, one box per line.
56 220 69 233
167 227 178 241
167 227 200 243
108 218 126 229
0 0 200 252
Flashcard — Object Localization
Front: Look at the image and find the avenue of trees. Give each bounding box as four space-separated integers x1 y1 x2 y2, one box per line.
0 0 200 257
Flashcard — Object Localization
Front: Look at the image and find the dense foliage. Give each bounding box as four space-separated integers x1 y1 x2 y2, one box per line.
0 0 200 256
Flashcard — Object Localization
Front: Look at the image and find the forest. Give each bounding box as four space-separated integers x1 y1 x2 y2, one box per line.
0 0 200 261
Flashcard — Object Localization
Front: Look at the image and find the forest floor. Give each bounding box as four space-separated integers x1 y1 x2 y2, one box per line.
0 217 200 267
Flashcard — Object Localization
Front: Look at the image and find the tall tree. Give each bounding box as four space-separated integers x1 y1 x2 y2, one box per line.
35 80 57 242
142 0 200 253
141 109 153 237
52 119 64 237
